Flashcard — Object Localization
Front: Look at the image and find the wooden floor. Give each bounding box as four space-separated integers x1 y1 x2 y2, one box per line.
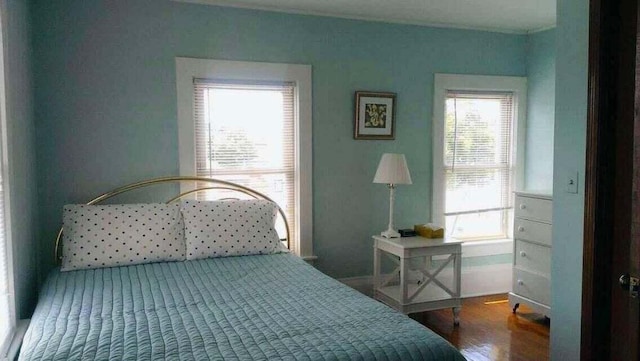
411 295 550 361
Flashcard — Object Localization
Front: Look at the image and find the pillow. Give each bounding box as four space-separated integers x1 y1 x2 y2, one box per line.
181 199 283 260
61 203 185 271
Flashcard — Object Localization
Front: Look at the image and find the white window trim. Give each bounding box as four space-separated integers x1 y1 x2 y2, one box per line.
0 0 16 357
175 58 314 259
432 73 527 240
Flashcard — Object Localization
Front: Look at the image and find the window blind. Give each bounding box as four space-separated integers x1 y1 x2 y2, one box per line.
193 79 297 251
443 90 515 239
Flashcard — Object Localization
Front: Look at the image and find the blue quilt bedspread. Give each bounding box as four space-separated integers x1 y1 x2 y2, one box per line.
20 254 465 360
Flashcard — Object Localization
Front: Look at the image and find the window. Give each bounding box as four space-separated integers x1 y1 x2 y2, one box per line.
193 80 296 243
432 74 526 241
176 58 313 259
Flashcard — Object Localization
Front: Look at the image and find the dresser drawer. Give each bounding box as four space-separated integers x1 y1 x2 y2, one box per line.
515 195 552 223
513 268 550 306
514 240 551 276
514 218 552 246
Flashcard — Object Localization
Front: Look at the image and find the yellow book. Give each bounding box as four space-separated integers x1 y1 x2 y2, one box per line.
414 224 444 239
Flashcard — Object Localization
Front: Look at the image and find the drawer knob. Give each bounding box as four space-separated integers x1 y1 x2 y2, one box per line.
520 251 527 257
517 279 524 286
519 204 527 210
518 226 525 232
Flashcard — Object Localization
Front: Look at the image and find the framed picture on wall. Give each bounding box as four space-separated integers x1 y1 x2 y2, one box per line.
354 91 396 140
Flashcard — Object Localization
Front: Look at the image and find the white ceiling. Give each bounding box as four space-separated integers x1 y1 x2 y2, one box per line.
176 0 556 34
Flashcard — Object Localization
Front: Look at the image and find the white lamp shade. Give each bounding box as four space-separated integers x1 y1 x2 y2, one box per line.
373 153 412 185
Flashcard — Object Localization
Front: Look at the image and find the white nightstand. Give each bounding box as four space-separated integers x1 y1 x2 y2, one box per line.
372 235 463 325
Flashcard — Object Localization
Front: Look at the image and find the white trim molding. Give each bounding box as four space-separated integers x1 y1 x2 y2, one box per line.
431 239 512 261
175 58 314 259
0 0 17 356
171 0 553 35
461 238 512 257
457 263 512 297
3 319 28 361
340 263 512 299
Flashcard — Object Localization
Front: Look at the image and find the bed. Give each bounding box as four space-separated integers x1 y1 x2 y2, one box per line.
19 177 465 361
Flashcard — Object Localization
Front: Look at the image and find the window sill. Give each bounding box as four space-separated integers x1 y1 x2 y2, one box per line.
2 319 29 361
432 238 512 260
461 238 513 257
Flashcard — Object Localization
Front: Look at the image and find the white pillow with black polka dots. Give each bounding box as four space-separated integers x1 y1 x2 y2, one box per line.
181 199 283 260
61 203 186 271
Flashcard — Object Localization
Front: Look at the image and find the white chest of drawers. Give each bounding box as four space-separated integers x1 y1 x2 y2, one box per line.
509 191 552 318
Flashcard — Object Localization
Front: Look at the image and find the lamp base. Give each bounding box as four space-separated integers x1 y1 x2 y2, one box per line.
380 229 401 238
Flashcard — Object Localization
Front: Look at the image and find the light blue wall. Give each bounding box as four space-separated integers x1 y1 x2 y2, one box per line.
24 0 593 356
30 0 527 279
4 0 38 318
525 29 555 192
551 0 588 359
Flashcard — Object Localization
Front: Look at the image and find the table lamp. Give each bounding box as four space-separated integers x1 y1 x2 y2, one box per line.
373 153 412 238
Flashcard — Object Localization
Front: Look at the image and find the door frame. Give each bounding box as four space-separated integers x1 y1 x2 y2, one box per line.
582 0 638 359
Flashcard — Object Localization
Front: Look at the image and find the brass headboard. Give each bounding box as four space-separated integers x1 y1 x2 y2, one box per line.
55 176 291 262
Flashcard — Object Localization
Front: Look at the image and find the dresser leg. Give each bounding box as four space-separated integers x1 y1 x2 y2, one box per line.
512 303 520 314
452 307 461 326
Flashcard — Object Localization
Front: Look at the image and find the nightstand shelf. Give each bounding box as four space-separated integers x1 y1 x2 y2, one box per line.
372 235 463 325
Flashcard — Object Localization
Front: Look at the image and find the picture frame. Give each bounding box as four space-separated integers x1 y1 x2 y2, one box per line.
354 91 396 140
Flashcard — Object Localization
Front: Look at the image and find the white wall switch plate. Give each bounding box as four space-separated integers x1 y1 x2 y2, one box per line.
566 171 579 194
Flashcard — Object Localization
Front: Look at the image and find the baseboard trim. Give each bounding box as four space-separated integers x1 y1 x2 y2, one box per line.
339 263 512 298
